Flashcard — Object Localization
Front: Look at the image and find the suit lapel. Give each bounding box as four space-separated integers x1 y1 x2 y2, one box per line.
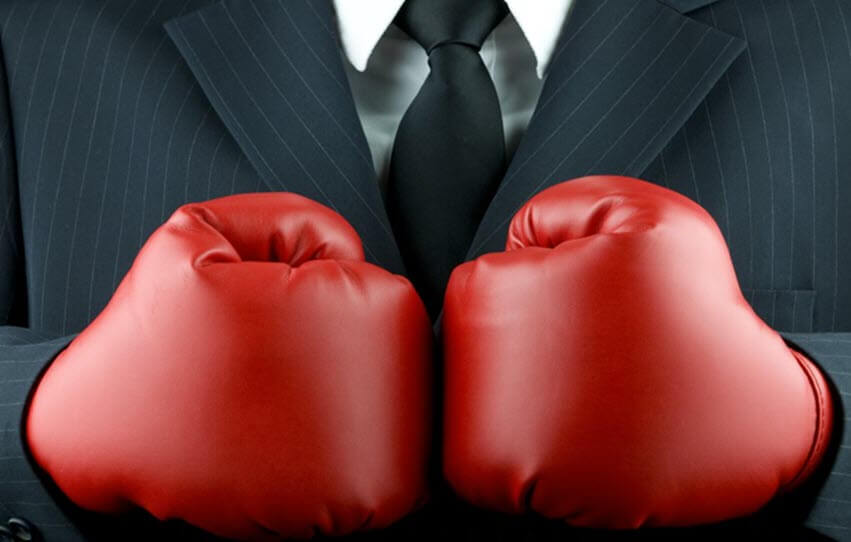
660 0 723 13
466 0 746 259
163 0 405 274
161 0 743 278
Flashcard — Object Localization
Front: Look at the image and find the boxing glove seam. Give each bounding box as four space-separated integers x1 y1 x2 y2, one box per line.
781 349 833 493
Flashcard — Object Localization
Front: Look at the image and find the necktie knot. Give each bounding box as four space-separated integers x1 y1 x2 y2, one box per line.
395 0 509 54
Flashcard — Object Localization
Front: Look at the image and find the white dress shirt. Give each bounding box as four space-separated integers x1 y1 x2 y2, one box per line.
333 0 575 190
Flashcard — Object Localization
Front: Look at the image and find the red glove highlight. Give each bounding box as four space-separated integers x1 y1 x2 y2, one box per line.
442 176 833 528
27 193 433 540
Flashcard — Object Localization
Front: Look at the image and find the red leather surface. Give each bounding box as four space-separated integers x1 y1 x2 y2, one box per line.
26 193 433 540
442 176 833 528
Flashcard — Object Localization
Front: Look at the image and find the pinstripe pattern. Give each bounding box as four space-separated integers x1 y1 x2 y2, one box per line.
0 1 261 539
0 0 848 540
465 0 746 260
0 332 77 540
164 0 405 274
644 0 851 334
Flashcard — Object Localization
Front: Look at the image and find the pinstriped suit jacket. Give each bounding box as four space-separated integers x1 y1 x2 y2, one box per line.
0 0 849 540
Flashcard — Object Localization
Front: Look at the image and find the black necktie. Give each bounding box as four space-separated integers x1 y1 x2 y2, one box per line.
388 0 509 317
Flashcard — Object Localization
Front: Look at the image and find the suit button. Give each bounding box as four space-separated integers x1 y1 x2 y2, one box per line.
6 518 32 542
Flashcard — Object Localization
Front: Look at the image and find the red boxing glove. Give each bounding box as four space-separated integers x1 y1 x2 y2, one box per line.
27 193 433 540
443 176 833 528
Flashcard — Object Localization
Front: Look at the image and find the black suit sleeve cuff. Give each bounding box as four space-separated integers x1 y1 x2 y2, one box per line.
779 332 851 540
0 327 83 542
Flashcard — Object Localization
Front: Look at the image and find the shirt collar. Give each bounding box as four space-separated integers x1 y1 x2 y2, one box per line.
333 0 574 78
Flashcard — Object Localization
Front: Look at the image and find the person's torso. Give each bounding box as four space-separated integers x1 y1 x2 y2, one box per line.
2 0 849 338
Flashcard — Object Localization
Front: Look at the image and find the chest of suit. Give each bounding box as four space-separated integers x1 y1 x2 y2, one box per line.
2 0 849 339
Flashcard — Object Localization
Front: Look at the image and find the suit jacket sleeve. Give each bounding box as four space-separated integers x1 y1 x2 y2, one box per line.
0 35 250 541
780 332 851 540
0 32 91 542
